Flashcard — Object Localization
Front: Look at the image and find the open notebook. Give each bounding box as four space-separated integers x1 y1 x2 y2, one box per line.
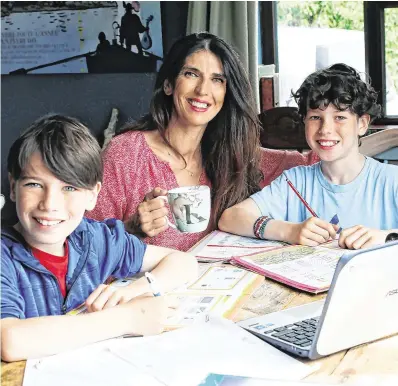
190 231 345 294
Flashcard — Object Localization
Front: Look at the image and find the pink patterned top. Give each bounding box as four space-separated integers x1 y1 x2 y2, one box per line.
87 131 319 251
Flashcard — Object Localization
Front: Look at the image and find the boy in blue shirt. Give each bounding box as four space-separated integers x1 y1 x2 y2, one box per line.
1 115 198 362
219 64 398 249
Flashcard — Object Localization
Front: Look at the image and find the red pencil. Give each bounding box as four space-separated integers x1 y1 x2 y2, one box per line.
282 172 319 218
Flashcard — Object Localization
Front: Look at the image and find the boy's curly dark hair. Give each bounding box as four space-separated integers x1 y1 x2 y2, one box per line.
292 63 381 122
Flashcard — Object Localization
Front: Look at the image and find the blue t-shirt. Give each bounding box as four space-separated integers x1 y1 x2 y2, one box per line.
251 157 398 230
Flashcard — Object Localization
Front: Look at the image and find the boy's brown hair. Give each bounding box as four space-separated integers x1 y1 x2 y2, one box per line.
7 114 102 188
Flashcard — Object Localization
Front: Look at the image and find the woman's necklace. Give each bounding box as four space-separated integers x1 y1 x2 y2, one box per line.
185 169 195 177
167 150 199 177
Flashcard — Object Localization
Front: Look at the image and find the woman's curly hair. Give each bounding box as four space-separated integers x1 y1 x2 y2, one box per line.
292 63 381 122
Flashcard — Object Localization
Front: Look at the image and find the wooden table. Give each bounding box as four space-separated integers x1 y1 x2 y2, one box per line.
233 279 398 385
2 275 398 385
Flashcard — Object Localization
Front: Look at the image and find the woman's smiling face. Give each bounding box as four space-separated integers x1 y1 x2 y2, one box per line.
164 50 227 129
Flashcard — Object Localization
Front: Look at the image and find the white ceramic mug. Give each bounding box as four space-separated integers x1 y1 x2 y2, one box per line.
159 185 211 233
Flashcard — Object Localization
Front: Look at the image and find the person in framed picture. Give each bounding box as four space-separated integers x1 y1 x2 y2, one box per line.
119 1 148 55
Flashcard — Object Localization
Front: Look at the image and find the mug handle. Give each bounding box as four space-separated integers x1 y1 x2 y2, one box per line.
156 196 177 229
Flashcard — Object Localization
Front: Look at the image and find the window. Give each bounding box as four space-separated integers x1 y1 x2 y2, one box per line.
276 1 365 108
384 7 398 116
365 1 398 123
260 1 398 124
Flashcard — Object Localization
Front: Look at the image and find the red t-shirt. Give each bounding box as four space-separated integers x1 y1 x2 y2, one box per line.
32 243 69 297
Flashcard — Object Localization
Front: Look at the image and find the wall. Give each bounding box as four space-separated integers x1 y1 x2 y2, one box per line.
1 1 188 224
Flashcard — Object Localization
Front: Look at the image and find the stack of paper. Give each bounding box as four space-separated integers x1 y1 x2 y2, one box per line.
69 264 263 328
110 316 318 386
24 317 317 386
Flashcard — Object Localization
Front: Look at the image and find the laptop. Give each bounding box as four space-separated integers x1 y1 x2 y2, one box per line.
238 241 398 359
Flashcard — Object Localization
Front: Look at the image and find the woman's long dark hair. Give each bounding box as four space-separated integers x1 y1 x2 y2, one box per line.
120 32 262 228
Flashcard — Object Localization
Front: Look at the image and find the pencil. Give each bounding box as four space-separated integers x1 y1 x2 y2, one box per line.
145 272 162 297
282 172 319 218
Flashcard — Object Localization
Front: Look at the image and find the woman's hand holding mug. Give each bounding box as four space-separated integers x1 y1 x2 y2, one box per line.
158 186 211 233
132 185 211 237
136 187 171 237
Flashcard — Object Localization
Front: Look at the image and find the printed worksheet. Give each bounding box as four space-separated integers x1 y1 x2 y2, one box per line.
319 239 341 249
165 293 237 328
192 231 287 262
207 231 287 248
185 265 257 295
68 265 262 327
235 245 344 292
195 245 267 261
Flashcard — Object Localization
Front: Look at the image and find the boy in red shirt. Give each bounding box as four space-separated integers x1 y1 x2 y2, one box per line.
1 114 198 362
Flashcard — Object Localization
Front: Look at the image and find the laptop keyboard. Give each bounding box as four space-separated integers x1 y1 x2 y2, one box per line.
263 316 319 347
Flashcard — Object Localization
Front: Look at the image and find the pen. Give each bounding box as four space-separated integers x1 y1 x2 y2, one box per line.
145 272 162 297
282 172 318 217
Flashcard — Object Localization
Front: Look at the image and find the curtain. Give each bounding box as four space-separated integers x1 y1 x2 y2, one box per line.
187 1 260 111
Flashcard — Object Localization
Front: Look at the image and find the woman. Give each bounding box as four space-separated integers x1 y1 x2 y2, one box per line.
87 32 386 251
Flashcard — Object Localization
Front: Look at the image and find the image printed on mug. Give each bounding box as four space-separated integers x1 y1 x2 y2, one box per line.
168 186 210 233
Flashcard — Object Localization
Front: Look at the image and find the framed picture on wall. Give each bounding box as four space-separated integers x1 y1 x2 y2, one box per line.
1 1 163 74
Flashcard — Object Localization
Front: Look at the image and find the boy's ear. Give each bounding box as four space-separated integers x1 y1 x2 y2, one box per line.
8 173 16 202
358 114 371 136
163 79 173 96
85 182 102 211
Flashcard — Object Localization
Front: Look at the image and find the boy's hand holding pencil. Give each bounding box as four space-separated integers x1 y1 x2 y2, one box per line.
287 217 340 247
282 172 341 246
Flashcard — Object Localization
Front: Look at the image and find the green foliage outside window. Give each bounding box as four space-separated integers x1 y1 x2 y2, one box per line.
385 8 398 92
277 1 364 29
277 1 398 90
